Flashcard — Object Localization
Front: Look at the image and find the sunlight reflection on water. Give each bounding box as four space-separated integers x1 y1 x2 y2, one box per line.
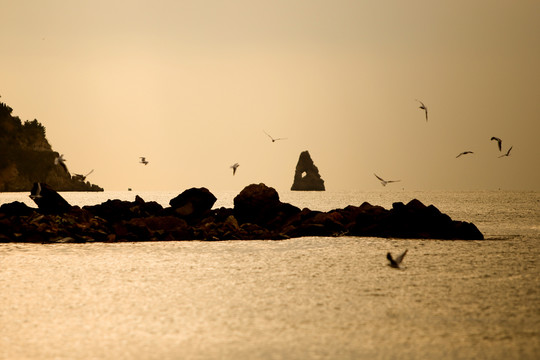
0 190 539 359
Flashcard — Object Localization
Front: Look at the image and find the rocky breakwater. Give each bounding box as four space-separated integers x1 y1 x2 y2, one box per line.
0 183 484 243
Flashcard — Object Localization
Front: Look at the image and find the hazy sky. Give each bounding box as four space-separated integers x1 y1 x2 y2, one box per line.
2 0 539 192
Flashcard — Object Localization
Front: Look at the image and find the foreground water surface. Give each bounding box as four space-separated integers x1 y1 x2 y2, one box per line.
1 190 539 359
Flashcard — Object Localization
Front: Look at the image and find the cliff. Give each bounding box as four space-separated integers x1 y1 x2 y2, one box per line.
0 101 103 192
291 151 325 191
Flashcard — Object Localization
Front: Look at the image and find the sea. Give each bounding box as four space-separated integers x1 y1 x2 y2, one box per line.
1 190 539 360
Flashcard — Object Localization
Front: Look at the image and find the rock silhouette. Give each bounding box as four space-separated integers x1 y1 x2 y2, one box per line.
29 182 72 214
291 151 325 191
0 183 484 243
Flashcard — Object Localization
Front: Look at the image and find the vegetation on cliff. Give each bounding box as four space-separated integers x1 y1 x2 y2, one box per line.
0 100 103 192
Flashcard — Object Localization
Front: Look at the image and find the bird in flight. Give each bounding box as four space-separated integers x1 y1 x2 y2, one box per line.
387 249 408 269
29 182 43 200
263 130 287 142
139 157 149 165
374 173 401 187
499 146 513 158
73 169 94 182
55 154 69 174
416 99 428 122
491 137 502 151
456 151 474 158
230 163 239 175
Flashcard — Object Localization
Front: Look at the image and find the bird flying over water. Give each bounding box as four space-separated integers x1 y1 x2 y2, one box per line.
73 169 94 182
456 151 474 158
374 173 401 187
491 137 502 151
499 146 513 158
416 99 428 122
29 182 42 200
230 163 239 175
263 130 287 142
387 249 408 269
139 157 149 165
54 154 69 174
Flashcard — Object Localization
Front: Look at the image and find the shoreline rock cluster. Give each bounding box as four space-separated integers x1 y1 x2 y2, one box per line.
0 183 484 243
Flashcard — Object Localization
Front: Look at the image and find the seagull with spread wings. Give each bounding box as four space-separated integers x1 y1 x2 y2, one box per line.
29 182 43 200
139 157 149 165
230 163 239 175
374 173 401 187
491 137 502 151
73 169 94 181
499 146 513 158
456 151 474 158
55 154 69 174
387 249 408 269
416 99 428 122
263 130 287 143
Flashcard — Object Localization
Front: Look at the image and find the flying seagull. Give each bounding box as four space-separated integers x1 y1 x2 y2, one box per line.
263 130 287 142
456 151 474 158
491 137 502 151
73 169 94 182
29 182 42 200
139 157 149 165
374 173 401 187
230 163 239 175
54 154 69 174
499 146 513 158
387 249 408 269
416 99 428 122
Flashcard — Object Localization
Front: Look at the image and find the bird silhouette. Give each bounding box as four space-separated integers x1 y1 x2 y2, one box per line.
73 169 94 181
55 154 69 174
230 163 239 175
387 249 408 269
263 130 287 142
139 157 149 165
416 99 428 122
456 151 474 158
374 173 401 187
499 146 513 158
491 137 502 151
29 182 42 200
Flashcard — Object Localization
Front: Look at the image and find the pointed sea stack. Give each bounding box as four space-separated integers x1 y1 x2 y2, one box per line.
291 151 325 191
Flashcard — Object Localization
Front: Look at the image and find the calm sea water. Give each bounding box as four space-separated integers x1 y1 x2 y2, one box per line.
1 190 539 359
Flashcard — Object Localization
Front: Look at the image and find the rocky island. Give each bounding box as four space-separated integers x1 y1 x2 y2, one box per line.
0 183 484 243
291 151 325 191
0 101 103 192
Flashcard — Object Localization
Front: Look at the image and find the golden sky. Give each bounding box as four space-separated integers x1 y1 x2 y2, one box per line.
2 0 539 191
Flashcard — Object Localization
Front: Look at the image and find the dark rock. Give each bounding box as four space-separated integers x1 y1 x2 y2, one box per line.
169 187 217 219
0 201 35 216
291 151 325 191
84 196 163 223
233 183 301 228
29 182 72 214
0 184 484 242
84 199 138 223
347 198 484 240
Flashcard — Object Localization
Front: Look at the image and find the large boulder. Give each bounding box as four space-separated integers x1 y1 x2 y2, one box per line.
0 201 35 216
169 187 217 219
291 151 325 191
29 182 72 214
234 183 301 229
